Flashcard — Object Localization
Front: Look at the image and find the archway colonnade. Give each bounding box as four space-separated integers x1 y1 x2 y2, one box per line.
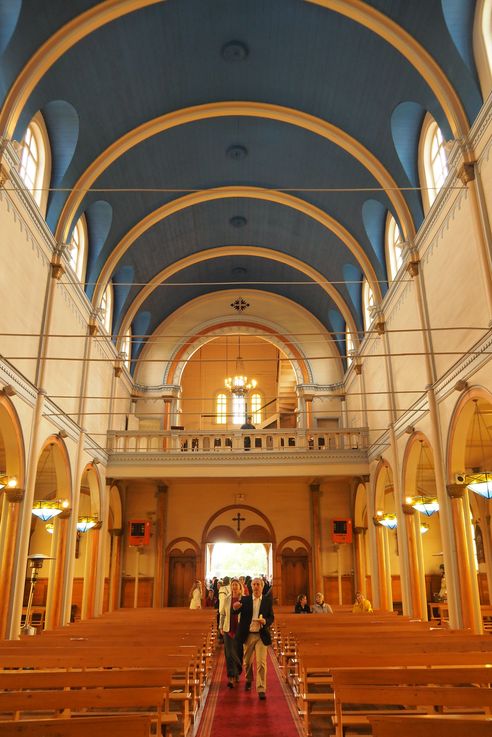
2 385 492 637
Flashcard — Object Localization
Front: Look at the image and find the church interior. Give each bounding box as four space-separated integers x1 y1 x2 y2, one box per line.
2 0 492 647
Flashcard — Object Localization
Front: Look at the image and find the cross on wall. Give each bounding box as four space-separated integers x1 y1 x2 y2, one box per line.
232 512 246 532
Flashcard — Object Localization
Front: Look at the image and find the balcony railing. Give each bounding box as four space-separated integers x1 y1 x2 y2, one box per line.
107 428 369 455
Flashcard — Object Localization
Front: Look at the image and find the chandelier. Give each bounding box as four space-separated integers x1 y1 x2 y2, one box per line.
410 440 439 516
224 335 256 396
466 399 492 499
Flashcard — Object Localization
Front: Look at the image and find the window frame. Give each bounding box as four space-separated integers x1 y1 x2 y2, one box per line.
67 214 88 283
100 282 114 335
473 0 492 99
18 112 51 217
362 278 375 333
418 113 449 214
385 212 404 282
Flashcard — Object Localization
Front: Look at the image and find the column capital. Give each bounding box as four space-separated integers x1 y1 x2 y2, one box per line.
353 526 367 535
354 361 362 375
457 161 475 185
402 503 416 515
447 483 466 499
309 482 320 494
373 516 383 527
112 528 123 537
5 487 24 503
156 484 168 496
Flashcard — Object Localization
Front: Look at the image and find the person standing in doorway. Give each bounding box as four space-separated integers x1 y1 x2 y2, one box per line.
235 576 274 700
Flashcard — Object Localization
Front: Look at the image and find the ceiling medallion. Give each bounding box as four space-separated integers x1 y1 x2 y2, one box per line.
230 298 250 313
230 215 247 228
221 40 249 62
226 144 248 160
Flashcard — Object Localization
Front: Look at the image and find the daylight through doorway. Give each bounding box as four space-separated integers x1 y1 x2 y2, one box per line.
207 542 270 580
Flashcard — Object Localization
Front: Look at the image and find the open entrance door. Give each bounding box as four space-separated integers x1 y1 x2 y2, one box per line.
206 542 272 583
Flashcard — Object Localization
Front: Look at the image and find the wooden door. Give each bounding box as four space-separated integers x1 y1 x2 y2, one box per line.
281 548 309 605
168 554 196 606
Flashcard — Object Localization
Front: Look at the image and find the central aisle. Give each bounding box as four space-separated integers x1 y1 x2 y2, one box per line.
195 650 304 737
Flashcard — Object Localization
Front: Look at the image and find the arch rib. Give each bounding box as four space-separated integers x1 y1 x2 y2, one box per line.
54 101 415 244
92 186 382 309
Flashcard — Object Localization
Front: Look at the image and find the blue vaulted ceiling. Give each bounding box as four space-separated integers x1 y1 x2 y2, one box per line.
0 0 482 369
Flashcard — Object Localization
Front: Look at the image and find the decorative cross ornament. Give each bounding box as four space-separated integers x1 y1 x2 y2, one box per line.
232 512 246 531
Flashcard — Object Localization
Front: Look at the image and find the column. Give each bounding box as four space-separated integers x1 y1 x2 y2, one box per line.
353 526 367 596
447 484 482 633
456 162 492 318
373 518 389 610
0 486 24 638
81 527 100 620
44 511 70 630
309 483 323 595
109 529 123 611
153 484 168 607
402 503 424 619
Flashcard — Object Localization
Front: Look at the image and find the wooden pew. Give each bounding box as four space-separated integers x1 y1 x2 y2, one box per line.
0 686 169 732
368 714 492 737
331 666 492 737
0 715 152 737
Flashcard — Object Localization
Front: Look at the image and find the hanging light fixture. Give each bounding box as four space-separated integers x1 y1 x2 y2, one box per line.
76 515 98 533
31 444 69 521
420 522 430 534
32 499 64 521
411 440 439 516
45 522 54 534
466 399 492 499
378 513 398 529
224 335 257 397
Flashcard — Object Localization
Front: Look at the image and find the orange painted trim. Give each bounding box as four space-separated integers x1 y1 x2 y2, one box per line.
201 504 276 546
166 320 310 385
0 0 165 139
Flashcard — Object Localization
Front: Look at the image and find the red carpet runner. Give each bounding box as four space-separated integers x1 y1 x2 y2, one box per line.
195 649 304 737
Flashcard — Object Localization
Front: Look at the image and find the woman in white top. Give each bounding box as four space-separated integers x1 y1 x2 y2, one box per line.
189 579 202 609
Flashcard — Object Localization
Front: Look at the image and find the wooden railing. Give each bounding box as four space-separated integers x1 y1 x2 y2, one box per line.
107 428 369 454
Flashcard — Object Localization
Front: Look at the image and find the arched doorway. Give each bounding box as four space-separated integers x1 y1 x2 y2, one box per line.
202 505 275 596
166 538 201 607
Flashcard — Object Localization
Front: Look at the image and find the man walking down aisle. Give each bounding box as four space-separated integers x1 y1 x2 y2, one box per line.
235 576 274 700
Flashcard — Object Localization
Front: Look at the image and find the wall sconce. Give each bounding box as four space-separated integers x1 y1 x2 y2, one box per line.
0 475 17 491
76 515 98 533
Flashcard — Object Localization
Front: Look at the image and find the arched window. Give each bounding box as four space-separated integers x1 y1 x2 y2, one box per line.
216 393 227 424
100 282 113 334
18 113 51 216
232 394 246 425
362 278 375 332
67 215 88 282
120 327 131 370
419 114 449 213
386 213 404 282
250 392 262 425
346 327 355 368
474 0 492 98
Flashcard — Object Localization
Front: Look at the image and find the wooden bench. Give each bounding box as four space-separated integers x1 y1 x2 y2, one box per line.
0 715 152 737
368 714 492 737
331 666 492 737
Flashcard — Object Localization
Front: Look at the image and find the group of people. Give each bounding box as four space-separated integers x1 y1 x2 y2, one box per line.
189 574 274 699
294 590 373 614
